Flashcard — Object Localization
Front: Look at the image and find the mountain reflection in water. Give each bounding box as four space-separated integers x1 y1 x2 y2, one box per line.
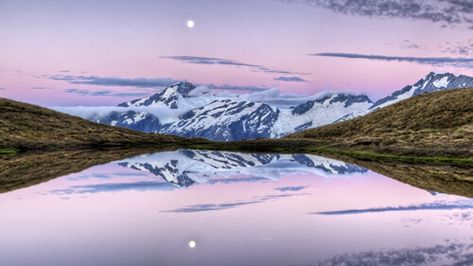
1 149 473 266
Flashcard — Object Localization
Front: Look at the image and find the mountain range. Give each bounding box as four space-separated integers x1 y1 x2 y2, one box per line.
56 72 473 141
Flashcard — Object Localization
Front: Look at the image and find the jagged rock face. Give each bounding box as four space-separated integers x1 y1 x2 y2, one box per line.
292 94 372 116
93 110 161 133
118 81 196 109
371 72 473 109
163 100 280 141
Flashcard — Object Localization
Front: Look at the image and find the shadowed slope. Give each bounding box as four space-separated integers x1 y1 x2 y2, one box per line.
0 98 182 150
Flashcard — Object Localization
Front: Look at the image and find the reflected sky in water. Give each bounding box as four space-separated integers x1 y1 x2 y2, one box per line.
1 150 473 266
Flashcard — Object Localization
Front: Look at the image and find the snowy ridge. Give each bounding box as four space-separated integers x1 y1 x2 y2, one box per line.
62 81 372 140
371 72 473 110
114 90 370 140
163 99 279 141
272 93 372 137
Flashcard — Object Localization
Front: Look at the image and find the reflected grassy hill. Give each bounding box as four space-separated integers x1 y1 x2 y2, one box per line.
322 153 473 198
1 149 473 197
0 148 165 193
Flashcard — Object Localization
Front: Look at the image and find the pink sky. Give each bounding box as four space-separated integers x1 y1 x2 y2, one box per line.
1 0 473 106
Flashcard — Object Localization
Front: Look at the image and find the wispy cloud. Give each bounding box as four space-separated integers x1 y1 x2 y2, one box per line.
50 75 179 88
284 0 473 28
161 55 309 75
64 88 149 98
313 201 473 215
311 52 473 68
31 87 49 90
399 39 428 50
50 74 271 93
205 83 269 92
0 87 5 90
274 186 309 192
441 39 473 56
274 76 308 82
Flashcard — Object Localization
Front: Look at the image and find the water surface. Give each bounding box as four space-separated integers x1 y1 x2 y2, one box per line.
1 150 473 266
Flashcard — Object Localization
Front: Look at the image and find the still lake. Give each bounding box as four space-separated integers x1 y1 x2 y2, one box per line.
1 149 473 266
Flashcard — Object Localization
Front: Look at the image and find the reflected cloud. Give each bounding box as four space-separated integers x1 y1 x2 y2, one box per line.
164 193 309 213
314 201 473 215
207 176 269 184
312 242 473 266
164 200 264 213
274 186 309 192
444 211 473 226
52 181 174 194
66 172 149 181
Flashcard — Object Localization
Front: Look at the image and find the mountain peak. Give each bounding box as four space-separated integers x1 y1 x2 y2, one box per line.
168 81 196 95
371 72 473 109
118 81 196 109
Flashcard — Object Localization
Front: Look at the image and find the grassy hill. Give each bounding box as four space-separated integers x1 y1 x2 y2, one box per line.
0 98 185 150
288 88 473 157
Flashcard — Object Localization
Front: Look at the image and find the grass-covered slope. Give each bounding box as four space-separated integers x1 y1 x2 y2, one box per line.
0 98 182 150
288 88 473 156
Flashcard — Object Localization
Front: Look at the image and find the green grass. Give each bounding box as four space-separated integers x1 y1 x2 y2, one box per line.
0 148 17 155
307 148 473 167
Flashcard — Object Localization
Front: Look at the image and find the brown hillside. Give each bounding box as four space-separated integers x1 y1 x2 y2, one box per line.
288 88 473 156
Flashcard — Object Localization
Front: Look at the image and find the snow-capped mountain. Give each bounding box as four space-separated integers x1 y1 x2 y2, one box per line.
164 100 279 141
371 72 473 110
271 93 372 136
117 149 368 188
56 72 473 141
76 82 373 140
118 81 197 109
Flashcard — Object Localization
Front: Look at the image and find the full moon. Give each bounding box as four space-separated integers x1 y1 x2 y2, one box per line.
186 20 195 28
188 240 196 248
